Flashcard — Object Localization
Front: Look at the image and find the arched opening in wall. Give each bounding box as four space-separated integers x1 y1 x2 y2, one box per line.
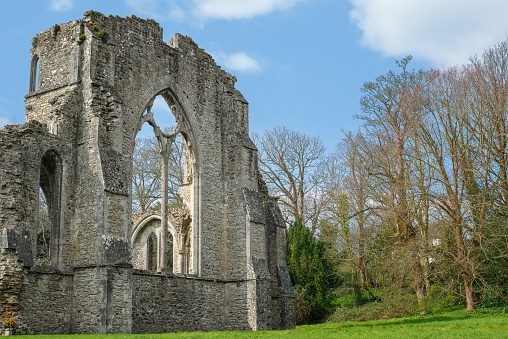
37 187 50 266
168 232 174 272
37 150 62 267
133 96 187 214
131 215 176 273
147 232 158 271
180 228 191 274
132 93 196 274
30 55 39 92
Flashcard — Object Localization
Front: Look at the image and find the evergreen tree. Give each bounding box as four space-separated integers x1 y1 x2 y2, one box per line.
287 220 340 324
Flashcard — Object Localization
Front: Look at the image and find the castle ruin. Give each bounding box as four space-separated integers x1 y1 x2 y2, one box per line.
0 11 295 334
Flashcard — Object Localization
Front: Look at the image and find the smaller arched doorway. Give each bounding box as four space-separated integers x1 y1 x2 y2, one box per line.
131 212 191 274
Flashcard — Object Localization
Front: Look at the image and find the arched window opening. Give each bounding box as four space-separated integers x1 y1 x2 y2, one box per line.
147 232 158 271
180 231 191 275
132 93 196 274
168 232 174 272
131 216 175 272
29 55 39 92
132 96 186 214
36 187 50 266
38 150 62 267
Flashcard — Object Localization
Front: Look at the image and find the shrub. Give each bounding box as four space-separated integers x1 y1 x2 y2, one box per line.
423 281 456 314
97 29 109 42
287 220 340 324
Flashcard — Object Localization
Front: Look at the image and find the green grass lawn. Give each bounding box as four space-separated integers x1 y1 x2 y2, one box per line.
14 308 508 339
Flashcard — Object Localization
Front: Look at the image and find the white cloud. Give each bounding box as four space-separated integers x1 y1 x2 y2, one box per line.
192 0 305 21
213 51 261 73
126 0 305 23
169 4 186 21
50 0 73 12
0 116 10 129
349 0 508 67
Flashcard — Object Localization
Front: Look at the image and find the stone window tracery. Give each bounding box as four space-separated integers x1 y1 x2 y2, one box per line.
133 92 197 274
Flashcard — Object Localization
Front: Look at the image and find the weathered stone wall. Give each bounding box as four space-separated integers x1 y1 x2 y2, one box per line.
259 177 296 329
131 271 250 333
19 270 73 334
0 122 74 271
71 266 132 334
0 248 25 327
31 23 79 91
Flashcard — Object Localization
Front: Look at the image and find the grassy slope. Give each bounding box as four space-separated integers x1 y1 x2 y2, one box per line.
14 308 508 339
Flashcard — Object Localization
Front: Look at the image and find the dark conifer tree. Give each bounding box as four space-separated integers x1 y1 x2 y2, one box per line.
287 220 340 324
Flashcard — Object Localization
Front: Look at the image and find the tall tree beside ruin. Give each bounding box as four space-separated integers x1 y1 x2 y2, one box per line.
356 57 430 310
318 151 348 270
469 43 508 305
418 66 486 311
470 41 508 209
253 126 326 233
340 131 375 288
442 41 508 308
318 131 376 298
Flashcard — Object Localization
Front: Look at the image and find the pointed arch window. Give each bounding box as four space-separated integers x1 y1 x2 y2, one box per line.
147 232 158 271
37 150 62 267
30 55 39 92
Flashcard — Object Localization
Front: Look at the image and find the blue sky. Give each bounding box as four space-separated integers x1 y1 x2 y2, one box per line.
2 0 508 151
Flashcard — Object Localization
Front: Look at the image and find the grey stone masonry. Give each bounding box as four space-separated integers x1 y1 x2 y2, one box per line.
0 11 295 334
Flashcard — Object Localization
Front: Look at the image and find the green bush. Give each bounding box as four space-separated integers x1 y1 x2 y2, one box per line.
423 281 456 314
287 220 340 324
97 29 109 42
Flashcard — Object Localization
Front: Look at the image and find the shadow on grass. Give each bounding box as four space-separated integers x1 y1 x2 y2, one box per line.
338 313 475 329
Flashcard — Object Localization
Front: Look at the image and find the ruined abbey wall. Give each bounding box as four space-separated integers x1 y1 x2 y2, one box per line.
0 11 294 335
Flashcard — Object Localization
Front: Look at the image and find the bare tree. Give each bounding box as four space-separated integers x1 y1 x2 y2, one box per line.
341 131 376 287
357 56 432 310
418 66 485 311
132 132 185 213
253 126 326 233
470 41 508 212
132 136 161 213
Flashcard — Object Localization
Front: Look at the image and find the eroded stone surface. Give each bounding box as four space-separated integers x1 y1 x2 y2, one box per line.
0 11 295 334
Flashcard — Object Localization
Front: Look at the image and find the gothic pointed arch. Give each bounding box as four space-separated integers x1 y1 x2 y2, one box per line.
131 88 200 275
37 149 62 268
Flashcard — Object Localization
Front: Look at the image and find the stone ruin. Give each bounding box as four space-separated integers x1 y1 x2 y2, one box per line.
0 11 295 334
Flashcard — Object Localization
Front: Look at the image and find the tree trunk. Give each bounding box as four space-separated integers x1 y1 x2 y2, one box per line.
412 260 425 314
422 257 431 291
416 283 425 315
463 274 476 311
359 264 367 286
